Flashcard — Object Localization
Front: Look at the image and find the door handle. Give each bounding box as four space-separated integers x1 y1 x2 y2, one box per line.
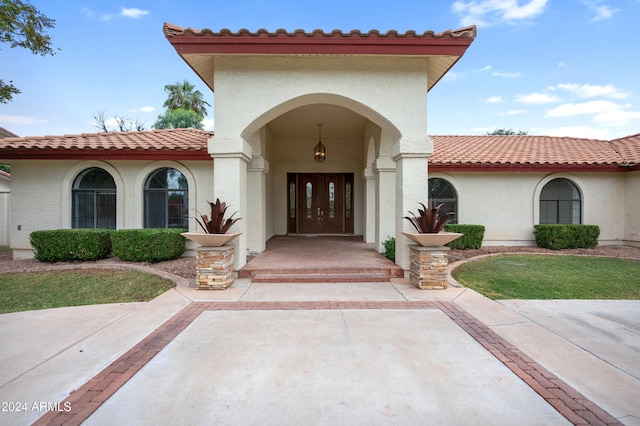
317 208 321 220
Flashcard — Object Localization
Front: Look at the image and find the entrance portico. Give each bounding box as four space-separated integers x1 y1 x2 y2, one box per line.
164 24 476 271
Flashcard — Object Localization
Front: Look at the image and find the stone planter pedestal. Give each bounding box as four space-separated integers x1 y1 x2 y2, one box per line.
409 245 450 290
195 246 235 290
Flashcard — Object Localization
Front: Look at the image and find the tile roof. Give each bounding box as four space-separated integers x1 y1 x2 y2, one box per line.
428 135 634 171
163 24 477 40
163 23 476 93
0 128 212 160
1 129 638 172
610 133 640 166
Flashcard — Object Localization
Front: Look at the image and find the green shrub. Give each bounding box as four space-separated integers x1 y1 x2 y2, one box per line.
445 224 485 249
30 229 112 262
382 236 395 261
534 224 600 250
111 229 186 262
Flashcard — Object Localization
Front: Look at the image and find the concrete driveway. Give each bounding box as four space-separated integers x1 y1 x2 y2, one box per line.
0 278 638 425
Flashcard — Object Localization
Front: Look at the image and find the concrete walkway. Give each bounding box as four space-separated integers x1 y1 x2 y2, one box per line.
0 277 638 425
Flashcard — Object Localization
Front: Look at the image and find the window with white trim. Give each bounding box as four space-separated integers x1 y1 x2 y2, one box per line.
144 168 188 228
539 178 582 224
428 178 458 224
72 167 116 229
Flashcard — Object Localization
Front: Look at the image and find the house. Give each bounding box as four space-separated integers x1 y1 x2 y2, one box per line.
0 127 18 246
0 24 638 271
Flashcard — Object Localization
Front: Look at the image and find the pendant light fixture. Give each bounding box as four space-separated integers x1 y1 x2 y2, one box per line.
314 123 326 163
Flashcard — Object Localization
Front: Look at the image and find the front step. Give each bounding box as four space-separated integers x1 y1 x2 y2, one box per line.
252 271 393 283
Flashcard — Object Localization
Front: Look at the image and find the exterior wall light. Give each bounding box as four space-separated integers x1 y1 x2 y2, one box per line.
314 123 326 163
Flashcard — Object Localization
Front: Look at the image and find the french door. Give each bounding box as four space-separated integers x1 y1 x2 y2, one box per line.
288 173 354 234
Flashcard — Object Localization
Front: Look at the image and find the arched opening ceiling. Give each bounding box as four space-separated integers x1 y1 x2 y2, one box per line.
266 104 369 138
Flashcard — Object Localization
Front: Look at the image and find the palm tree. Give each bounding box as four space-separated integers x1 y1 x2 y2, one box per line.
162 80 211 117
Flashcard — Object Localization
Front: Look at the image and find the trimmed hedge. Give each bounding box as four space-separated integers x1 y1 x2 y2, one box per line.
382 236 395 262
445 224 485 249
111 229 186 262
534 224 600 250
30 229 112 262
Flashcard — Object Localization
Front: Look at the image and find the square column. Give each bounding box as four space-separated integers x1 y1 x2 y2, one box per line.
196 246 235 290
247 156 269 254
392 136 432 271
373 157 395 252
409 245 450 289
209 135 252 269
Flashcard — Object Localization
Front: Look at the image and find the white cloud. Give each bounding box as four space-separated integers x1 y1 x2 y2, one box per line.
477 65 492 72
593 110 640 126
486 96 502 103
81 6 113 21
452 0 548 26
0 114 46 125
545 100 630 117
556 83 630 99
579 1 618 21
557 62 568 68
516 93 560 104
539 126 611 139
492 71 521 78
129 106 155 113
121 8 150 19
499 109 526 116
202 118 215 131
442 71 460 81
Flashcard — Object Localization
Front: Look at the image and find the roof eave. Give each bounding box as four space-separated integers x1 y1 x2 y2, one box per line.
429 163 629 172
0 149 211 161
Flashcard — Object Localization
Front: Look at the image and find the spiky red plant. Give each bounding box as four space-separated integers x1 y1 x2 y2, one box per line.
195 198 241 234
404 200 449 233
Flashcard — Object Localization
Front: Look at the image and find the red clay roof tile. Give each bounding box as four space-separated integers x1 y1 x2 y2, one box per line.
610 133 640 166
1 129 638 171
162 23 477 40
0 128 211 160
429 135 627 170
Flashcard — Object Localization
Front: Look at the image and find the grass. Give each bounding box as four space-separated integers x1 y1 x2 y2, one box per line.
0 245 10 253
0 269 175 314
452 254 640 300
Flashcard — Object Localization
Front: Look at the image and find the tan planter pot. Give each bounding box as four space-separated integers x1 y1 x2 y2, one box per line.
401 231 463 247
180 232 241 247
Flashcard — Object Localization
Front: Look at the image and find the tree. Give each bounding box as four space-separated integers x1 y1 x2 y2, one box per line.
487 128 528 135
162 80 210 117
0 0 57 103
153 108 204 130
91 111 145 132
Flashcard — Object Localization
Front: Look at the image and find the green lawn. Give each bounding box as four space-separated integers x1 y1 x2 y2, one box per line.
0 269 175 314
452 255 640 300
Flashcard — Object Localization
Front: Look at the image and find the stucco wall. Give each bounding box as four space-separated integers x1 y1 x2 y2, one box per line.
9 159 214 258
623 171 640 246
0 175 8 246
431 171 626 245
213 55 427 142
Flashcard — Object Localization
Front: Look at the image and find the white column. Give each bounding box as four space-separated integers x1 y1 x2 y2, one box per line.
373 157 396 252
362 167 376 243
209 135 252 269
392 136 432 271
247 156 269 254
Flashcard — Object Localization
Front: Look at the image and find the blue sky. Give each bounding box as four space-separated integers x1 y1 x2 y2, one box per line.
1 0 639 139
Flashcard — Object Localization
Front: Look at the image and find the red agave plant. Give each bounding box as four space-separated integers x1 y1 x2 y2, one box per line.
195 198 241 234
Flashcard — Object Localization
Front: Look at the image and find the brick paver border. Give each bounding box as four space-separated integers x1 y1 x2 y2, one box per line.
35 301 621 425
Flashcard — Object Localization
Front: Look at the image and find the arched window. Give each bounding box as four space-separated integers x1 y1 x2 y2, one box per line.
428 178 458 224
144 168 188 228
72 168 116 229
540 178 582 224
